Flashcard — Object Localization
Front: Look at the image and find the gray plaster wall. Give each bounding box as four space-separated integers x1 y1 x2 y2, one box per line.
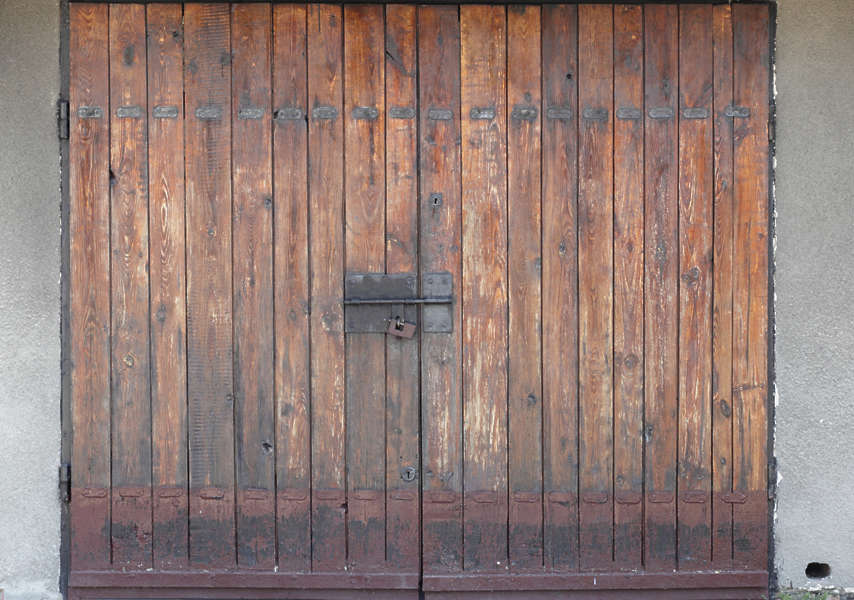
774 0 854 591
0 1 62 600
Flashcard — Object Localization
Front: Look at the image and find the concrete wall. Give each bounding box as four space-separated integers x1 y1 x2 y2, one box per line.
774 0 854 590
0 0 853 597
0 1 62 600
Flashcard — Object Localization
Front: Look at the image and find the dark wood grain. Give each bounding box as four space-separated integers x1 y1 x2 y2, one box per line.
272 2 310 573
109 3 152 569
678 3 714 569
711 3 735 568
147 3 189 570
419 5 463 574
612 3 644 571
183 2 235 568
506 3 543 572
231 3 275 569
732 3 770 570
460 4 509 572
384 3 420 573
577 3 614 571
307 3 346 572
344 4 386 571
643 3 679 571
541 3 579 572
69 2 111 571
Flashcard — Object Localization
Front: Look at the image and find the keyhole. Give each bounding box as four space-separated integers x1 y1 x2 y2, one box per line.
429 192 443 208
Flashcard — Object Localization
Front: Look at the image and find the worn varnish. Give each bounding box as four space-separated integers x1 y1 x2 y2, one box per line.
68 3 772 596
146 3 189 570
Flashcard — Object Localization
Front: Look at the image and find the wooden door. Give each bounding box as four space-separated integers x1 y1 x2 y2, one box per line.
67 4 772 599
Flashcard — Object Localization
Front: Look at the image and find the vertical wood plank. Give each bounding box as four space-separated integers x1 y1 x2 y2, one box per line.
184 3 235 568
307 3 346 572
711 3 735 568
344 4 386 571
612 3 644 571
541 4 579 572
643 3 679 571
384 3 420 572
460 4 509 572
231 3 275 569
678 3 714 569
419 5 463 574
272 2 310 573
147 2 188 570
732 3 770 570
506 4 543 572
69 2 111 570
577 3 614 571
108 3 152 569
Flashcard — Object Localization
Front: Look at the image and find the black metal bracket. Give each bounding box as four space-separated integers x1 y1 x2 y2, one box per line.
344 272 453 334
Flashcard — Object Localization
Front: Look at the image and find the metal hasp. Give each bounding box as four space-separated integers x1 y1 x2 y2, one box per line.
344 272 453 334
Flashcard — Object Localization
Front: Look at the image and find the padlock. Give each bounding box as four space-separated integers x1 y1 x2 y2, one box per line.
386 316 416 339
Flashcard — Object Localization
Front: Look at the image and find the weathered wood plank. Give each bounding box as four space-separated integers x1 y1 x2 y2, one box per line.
612 3 644 571
678 3 714 569
109 3 152 569
732 3 770 570
69 2 111 570
384 3 420 572
577 3 614 571
344 4 386 571
541 3 579 571
184 2 235 568
307 3 346 572
506 3 543 572
147 3 189 570
231 3 275 569
419 5 463 574
460 4 509 572
643 3 679 571
272 2 310 573
711 3 735 568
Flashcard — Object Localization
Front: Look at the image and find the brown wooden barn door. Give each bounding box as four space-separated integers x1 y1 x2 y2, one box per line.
67 3 771 599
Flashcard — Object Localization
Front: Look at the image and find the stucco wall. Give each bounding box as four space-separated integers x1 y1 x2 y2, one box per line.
0 1 62 600
774 0 854 590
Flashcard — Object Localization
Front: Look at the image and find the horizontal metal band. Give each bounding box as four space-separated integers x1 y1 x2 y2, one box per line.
616 106 642 120
352 106 379 120
77 106 103 119
152 105 178 119
427 107 453 121
195 105 222 120
273 106 304 121
311 105 338 120
648 106 674 120
725 105 751 118
116 105 142 119
470 106 495 120
682 107 709 119
582 107 608 122
389 106 415 119
545 105 572 121
511 104 538 121
237 106 264 120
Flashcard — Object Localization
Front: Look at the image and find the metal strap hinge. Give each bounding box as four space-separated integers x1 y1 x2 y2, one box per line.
57 99 69 140
59 463 71 503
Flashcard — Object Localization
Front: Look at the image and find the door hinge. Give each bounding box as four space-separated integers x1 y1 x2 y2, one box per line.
57 99 69 140
59 463 71 503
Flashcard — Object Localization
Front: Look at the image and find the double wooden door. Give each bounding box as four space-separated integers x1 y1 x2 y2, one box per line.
67 3 771 598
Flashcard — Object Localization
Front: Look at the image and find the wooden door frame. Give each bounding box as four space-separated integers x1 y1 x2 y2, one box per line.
57 1 778 597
